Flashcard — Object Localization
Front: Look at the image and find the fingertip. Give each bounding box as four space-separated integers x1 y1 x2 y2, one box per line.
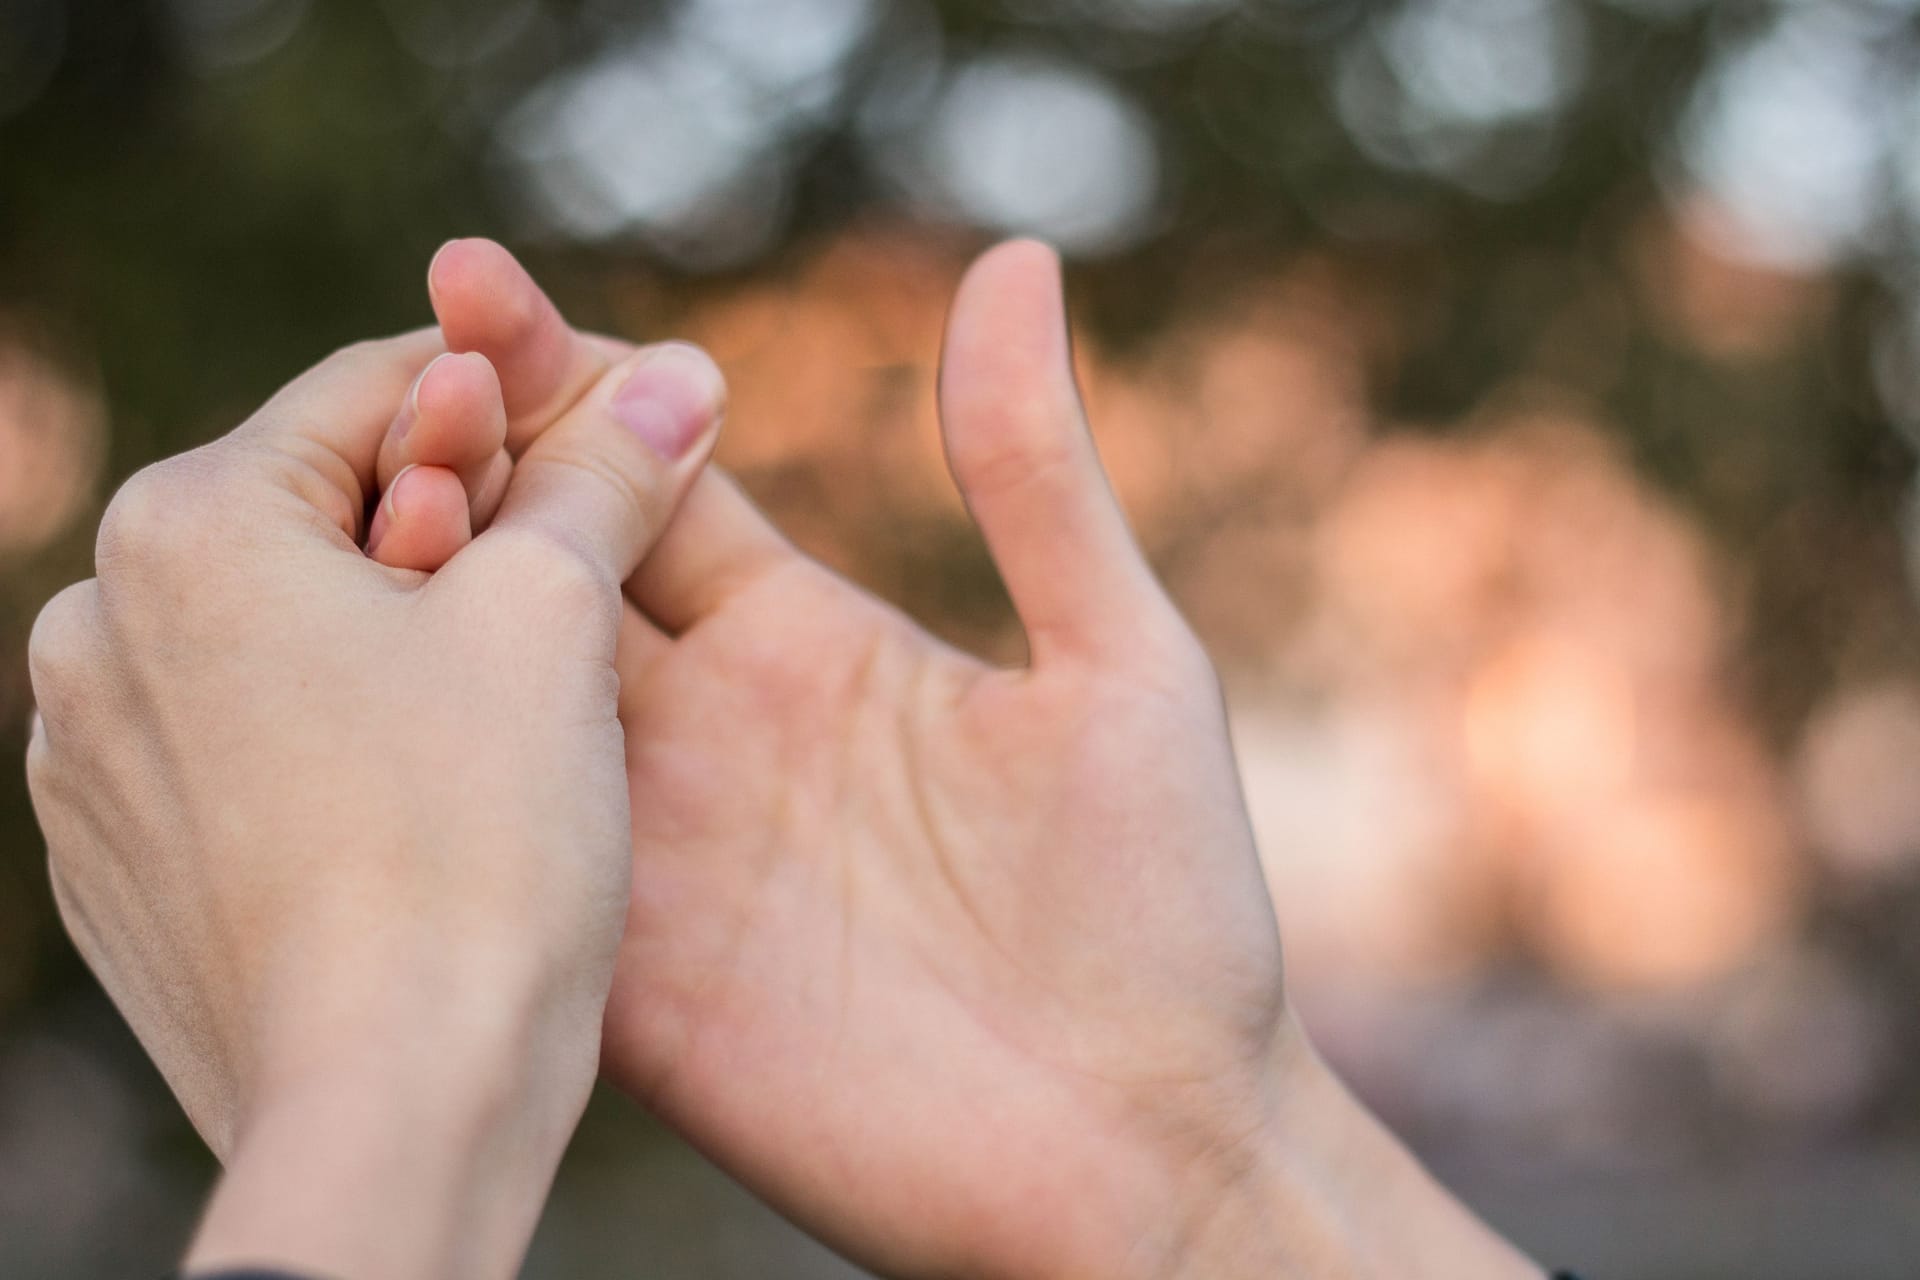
427 238 547 350
427 237 507 300
367 464 473 571
977 237 1062 280
939 246 1082 489
424 238 588 444
414 351 507 454
956 240 1064 321
943 240 1073 410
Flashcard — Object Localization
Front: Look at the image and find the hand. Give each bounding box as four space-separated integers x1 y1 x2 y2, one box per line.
24 328 727 1279
420 240 1540 1280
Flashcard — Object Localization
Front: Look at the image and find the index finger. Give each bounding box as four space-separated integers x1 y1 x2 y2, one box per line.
423 239 801 632
426 238 627 454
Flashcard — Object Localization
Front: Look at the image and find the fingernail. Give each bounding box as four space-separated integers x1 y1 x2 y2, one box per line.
426 239 459 297
365 500 391 556
367 464 416 556
387 464 418 517
610 343 724 460
394 354 449 442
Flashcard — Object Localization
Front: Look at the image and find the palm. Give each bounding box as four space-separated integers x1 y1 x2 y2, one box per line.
422 238 1292 1280
603 550 1284 1279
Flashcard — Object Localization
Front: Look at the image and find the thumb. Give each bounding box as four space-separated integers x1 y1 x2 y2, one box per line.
481 342 725 586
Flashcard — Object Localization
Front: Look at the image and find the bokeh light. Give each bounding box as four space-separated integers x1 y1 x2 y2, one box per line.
0 331 104 560
8 1 1920 1275
164 0 311 71
890 53 1162 254
1335 0 1584 196
1795 680 1920 880
1672 7 1889 271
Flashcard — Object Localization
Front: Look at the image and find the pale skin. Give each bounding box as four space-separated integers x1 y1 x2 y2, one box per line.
25 238 1547 1279
25 327 729 1279
370 239 1546 1280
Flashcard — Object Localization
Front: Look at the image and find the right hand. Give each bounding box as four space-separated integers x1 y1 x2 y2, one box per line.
420 239 1538 1280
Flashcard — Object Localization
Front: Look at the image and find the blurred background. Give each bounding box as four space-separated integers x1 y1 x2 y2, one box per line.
5 0 1920 1275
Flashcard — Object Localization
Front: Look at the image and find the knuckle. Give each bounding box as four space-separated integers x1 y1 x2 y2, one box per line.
482 526 617 616
96 450 242 586
25 731 82 858
26 581 97 706
95 458 205 570
94 471 164 569
952 415 1081 500
23 726 55 801
549 448 663 533
23 744 79 847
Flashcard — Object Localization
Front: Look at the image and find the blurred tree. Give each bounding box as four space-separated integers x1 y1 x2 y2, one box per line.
4 2 1920 1258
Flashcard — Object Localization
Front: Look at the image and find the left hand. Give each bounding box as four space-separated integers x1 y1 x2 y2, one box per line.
26 326 726 1280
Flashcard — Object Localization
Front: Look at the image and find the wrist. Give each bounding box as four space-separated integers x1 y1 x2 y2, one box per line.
1161 1017 1542 1280
189 979 602 1280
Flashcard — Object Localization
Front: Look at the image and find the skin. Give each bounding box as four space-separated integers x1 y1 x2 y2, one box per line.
24 327 729 1280
363 348 511 571
373 238 1546 1280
